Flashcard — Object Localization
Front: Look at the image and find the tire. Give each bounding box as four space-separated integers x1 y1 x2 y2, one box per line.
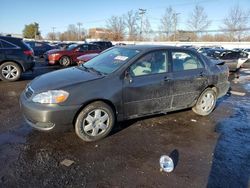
192 88 217 116
59 56 71 67
0 62 22 82
75 101 115 142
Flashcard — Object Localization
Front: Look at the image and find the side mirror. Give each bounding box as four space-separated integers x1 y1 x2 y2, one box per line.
124 70 133 83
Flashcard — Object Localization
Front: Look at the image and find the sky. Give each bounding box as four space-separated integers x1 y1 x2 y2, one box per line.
0 0 249 37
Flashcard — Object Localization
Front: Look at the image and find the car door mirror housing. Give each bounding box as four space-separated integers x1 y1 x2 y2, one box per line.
124 70 133 83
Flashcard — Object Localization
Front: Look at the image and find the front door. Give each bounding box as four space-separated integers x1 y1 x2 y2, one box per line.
123 50 173 119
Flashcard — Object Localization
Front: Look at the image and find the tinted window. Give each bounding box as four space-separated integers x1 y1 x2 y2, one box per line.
89 44 100 50
172 51 203 72
35 42 43 47
1 40 18 49
221 52 239 59
130 50 168 76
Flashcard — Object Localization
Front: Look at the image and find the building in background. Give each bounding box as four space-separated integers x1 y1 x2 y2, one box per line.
88 28 113 40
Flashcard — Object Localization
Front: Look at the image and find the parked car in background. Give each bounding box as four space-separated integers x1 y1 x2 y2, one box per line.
20 45 230 142
76 53 99 65
0 36 34 81
25 41 55 57
47 43 102 66
219 50 249 71
90 41 113 50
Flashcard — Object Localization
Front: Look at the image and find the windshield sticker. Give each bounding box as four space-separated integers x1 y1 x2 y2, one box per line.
114 55 128 61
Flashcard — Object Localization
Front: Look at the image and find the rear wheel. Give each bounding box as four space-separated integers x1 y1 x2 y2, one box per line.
59 56 71 67
75 101 115 142
0 62 22 82
192 88 217 116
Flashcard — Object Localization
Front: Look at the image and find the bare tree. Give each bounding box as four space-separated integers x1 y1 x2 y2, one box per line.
124 10 140 41
106 16 125 41
159 6 176 39
222 4 250 41
187 5 211 33
142 17 152 41
46 32 56 40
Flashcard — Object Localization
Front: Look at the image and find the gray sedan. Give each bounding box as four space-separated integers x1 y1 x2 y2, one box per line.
20 45 230 142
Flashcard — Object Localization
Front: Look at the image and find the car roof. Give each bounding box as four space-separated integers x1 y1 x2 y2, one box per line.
0 36 22 41
116 45 190 52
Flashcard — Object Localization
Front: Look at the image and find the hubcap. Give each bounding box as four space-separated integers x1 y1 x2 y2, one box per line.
2 65 18 79
62 57 69 65
81 109 109 137
200 92 215 112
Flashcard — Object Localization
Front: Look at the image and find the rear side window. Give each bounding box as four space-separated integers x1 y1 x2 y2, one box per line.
0 39 18 49
35 42 43 47
172 51 204 72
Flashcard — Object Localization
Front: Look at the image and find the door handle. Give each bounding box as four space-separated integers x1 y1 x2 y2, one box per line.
163 76 172 82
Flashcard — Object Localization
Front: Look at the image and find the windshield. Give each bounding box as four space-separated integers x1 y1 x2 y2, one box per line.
67 44 78 51
82 47 140 74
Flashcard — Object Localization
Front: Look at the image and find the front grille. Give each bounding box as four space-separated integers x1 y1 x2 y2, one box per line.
25 87 34 99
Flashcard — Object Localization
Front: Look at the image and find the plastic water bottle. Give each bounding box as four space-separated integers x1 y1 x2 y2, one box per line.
159 155 174 172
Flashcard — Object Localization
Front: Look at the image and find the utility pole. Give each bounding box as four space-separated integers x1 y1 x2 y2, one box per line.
52 27 56 41
139 8 146 41
173 13 180 41
77 22 82 41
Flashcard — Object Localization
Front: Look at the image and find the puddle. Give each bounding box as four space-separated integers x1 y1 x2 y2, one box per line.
208 94 250 187
0 125 32 145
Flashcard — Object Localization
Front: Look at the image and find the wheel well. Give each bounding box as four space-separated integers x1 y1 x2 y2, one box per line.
207 85 218 95
72 99 117 126
0 60 23 71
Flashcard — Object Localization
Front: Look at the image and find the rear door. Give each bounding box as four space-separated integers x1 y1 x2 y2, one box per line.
123 50 173 118
170 50 208 109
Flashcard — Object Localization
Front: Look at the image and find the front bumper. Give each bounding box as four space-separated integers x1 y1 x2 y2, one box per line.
20 92 81 131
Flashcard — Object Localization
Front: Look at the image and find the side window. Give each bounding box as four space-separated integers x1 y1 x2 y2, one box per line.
172 51 203 72
35 42 43 47
89 45 99 50
130 50 168 76
1 40 18 49
79 44 89 51
0 40 2 49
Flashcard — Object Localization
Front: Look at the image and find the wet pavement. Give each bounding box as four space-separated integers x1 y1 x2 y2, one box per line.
0 61 250 187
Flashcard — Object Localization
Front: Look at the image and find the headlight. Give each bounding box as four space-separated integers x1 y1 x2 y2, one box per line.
32 90 69 104
51 53 60 57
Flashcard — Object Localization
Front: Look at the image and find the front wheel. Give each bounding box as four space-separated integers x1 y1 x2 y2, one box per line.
0 62 22 82
75 101 115 142
192 88 217 116
59 56 71 67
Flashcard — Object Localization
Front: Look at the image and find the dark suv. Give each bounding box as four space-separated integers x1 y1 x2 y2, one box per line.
90 41 113 50
0 36 35 81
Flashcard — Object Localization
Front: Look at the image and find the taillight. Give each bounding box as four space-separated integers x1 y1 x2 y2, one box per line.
24 50 33 56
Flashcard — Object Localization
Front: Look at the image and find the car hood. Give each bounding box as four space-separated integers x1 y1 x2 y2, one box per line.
29 67 103 93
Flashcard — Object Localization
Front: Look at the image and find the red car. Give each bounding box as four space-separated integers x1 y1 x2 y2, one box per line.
47 43 102 66
76 53 99 65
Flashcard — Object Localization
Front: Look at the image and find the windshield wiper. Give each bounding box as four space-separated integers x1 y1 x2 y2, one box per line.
87 67 105 76
80 65 105 75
